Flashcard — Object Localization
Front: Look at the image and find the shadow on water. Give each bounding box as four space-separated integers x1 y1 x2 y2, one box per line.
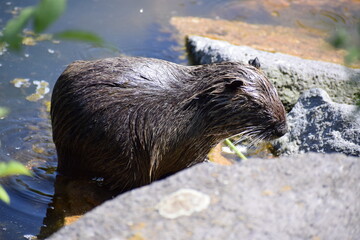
0 0 359 239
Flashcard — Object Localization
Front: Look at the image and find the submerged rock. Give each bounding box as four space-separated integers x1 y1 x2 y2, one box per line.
187 35 360 109
48 153 360 240
273 88 360 156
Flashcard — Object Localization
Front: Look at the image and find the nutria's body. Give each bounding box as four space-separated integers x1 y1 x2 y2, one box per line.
51 56 287 193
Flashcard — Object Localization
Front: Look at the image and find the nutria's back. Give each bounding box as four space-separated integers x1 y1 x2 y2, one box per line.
51 56 287 193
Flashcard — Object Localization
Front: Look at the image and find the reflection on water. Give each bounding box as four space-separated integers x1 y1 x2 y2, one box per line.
36 175 114 239
0 0 359 239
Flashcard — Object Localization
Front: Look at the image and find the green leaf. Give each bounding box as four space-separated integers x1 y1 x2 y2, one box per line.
1 7 36 51
34 0 67 33
55 30 105 46
0 107 10 118
0 185 10 204
0 161 32 177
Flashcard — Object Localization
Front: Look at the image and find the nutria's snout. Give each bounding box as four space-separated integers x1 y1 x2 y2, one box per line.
51 56 288 193
273 122 288 138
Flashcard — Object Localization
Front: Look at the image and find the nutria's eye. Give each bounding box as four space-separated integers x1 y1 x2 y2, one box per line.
248 57 261 69
225 79 243 91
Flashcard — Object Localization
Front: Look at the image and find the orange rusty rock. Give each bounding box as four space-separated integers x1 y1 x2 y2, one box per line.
208 143 234 166
64 215 82 226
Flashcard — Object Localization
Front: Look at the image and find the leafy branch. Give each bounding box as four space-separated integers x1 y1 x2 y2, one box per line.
0 0 108 51
0 0 114 204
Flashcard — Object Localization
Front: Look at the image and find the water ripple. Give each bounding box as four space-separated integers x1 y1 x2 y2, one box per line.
0 116 56 223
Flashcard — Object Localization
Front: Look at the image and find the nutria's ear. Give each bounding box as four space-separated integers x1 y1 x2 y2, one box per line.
248 57 261 69
225 78 243 91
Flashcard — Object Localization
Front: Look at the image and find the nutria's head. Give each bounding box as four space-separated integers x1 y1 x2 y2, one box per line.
186 58 287 142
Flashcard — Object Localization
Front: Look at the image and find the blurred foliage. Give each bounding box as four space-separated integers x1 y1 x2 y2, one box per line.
329 24 360 64
0 107 10 119
34 0 66 33
0 161 32 204
355 92 360 106
329 24 360 107
0 0 107 51
55 30 106 47
0 0 110 205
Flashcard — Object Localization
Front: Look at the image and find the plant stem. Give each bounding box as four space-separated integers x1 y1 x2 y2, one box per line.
224 138 248 161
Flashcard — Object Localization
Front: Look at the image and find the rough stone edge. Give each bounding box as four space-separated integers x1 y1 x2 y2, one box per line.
48 153 360 240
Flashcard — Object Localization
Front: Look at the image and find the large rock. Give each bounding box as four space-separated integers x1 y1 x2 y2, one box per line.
48 153 360 240
187 35 360 109
273 88 360 156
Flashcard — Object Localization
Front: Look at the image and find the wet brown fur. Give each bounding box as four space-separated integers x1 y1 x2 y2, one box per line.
51 56 287 193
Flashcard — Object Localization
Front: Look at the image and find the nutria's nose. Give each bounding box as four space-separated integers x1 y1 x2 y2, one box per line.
274 122 288 138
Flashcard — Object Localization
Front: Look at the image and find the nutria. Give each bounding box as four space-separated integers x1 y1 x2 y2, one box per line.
51 56 287 193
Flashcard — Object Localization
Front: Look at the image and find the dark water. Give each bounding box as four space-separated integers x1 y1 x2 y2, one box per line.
0 0 358 239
